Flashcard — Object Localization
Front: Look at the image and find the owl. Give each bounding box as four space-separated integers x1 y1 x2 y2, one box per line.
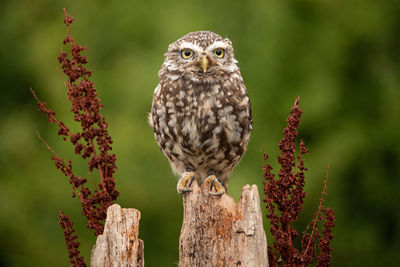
149 31 252 196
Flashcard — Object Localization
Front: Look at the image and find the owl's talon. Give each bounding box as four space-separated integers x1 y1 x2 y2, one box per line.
204 175 225 196
209 179 214 191
188 175 195 187
181 188 192 193
177 172 196 194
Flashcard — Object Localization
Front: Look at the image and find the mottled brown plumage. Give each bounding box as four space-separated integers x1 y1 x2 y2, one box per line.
149 31 252 195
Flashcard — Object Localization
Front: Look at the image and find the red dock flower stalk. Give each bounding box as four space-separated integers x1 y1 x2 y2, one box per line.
59 212 87 267
31 9 120 264
263 97 335 266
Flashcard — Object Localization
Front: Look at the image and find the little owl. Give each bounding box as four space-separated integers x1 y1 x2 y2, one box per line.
149 31 252 196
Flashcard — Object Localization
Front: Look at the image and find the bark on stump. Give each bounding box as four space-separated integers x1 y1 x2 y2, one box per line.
91 184 268 266
91 204 144 267
179 182 269 267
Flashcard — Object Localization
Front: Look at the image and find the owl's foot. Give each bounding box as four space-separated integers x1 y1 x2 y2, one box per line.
204 175 225 196
177 172 196 194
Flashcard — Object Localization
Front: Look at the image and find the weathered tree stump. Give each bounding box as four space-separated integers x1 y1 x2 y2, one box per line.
179 182 269 267
91 204 144 267
91 183 268 266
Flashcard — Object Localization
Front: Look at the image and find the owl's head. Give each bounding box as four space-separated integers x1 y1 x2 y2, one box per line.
160 31 239 83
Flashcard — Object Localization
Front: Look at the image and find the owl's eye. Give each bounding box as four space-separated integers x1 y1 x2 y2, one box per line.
181 49 194 59
214 49 225 58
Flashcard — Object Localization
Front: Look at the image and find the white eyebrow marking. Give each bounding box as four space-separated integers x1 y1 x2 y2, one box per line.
206 41 229 52
179 41 203 53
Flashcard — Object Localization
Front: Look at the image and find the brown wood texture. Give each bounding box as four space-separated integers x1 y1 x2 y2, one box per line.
91 204 144 267
91 183 268 266
179 182 269 267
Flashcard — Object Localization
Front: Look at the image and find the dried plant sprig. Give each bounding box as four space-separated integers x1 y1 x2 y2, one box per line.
30 87 71 139
263 97 335 266
302 167 335 267
31 8 119 238
263 97 307 265
59 211 87 267
59 8 118 200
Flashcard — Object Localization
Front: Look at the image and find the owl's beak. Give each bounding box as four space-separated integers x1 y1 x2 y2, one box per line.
201 55 209 73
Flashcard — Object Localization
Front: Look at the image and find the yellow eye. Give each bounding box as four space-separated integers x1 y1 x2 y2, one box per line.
214 48 224 58
181 49 194 59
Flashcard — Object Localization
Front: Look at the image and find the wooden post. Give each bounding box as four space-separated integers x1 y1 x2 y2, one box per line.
179 182 269 267
91 204 144 267
91 183 268 266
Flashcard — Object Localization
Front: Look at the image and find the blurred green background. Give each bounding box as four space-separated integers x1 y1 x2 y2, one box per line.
1 0 399 266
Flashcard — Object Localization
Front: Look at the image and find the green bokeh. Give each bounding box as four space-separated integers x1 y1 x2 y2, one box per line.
1 0 399 266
